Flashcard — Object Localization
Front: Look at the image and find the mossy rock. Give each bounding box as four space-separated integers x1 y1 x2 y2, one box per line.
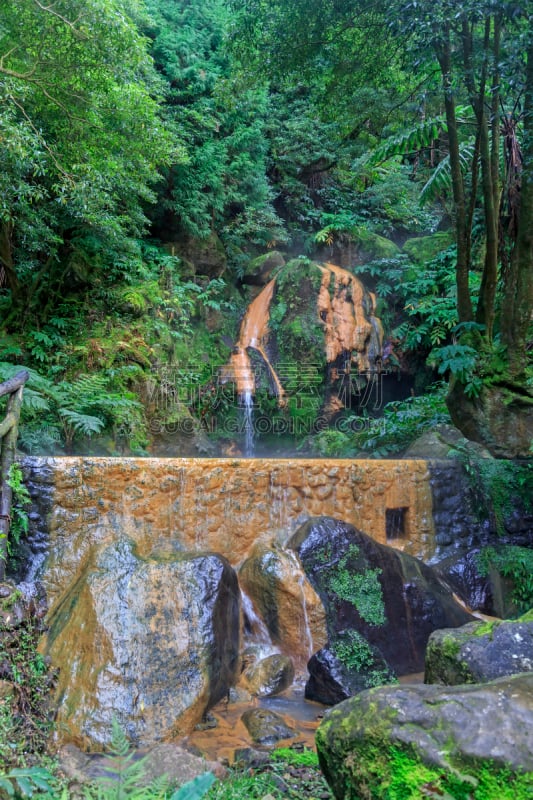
350 227 401 260
402 231 454 263
425 616 533 685
316 673 533 799
243 250 286 279
168 232 227 277
289 517 473 677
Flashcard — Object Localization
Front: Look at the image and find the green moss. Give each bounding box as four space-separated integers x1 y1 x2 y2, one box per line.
328 545 386 627
438 633 461 657
402 231 455 263
332 630 396 688
317 732 533 800
271 747 319 767
472 619 499 638
1 588 22 610
425 630 477 685
456 455 533 538
351 227 401 260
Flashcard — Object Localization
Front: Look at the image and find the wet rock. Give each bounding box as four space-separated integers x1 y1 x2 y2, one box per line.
427 461 486 554
241 251 286 285
194 712 218 731
0 680 14 699
434 548 493 614
239 545 327 667
42 538 240 748
306 641 395 705
425 615 533 685
242 653 295 697
403 423 493 460
289 517 474 676
241 708 298 745
0 584 28 629
232 747 271 768
228 685 253 703
316 673 533 800
58 742 225 787
438 544 533 620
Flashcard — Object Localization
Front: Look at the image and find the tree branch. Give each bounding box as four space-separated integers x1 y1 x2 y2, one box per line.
31 0 87 37
8 95 75 182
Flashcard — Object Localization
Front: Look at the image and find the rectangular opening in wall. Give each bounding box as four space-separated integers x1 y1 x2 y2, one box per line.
386 507 408 540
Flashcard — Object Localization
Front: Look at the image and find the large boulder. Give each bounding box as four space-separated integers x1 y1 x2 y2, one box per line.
434 548 494 615
425 614 533 684
238 544 327 668
289 517 473 677
41 538 240 748
316 673 533 800
447 380 533 459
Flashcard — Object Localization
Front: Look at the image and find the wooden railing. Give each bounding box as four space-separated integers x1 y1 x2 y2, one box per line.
0 369 29 581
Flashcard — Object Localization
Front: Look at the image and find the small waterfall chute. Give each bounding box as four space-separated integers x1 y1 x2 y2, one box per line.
241 390 255 457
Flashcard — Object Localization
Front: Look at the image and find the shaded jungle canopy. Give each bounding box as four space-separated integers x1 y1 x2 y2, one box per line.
0 0 531 457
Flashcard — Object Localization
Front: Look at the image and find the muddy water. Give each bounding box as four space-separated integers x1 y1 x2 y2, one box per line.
181 674 425 764
181 686 326 763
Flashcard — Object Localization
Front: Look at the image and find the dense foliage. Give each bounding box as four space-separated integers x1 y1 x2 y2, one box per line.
0 0 531 456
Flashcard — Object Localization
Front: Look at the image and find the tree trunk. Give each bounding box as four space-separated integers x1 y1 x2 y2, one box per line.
475 17 500 341
502 35 533 377
0 221 20 305
0 370 28 580
435 28 473 323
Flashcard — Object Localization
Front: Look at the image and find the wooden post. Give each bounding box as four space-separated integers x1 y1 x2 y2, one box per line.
0 370 29 581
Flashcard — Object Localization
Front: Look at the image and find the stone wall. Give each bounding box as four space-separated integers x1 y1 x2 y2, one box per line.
19 456 481 612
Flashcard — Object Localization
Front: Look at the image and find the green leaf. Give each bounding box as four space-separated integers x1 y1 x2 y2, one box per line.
170 772 216 800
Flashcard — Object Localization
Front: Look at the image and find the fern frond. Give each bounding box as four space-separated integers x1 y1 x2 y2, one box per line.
369 115 447 165
21 387 51 413
420 141 476 204
59 408 105 435
0 767 54 798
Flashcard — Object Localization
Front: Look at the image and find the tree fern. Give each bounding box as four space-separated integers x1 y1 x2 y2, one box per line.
368 115 448 166
419 142 476 205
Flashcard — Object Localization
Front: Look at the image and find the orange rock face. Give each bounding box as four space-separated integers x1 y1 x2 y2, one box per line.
222 260 383 408
35 457 435 612
318 262 380 370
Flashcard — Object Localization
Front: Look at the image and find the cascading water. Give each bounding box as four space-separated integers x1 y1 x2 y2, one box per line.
284 549 315 661
241 390 255 456
240 589 277 654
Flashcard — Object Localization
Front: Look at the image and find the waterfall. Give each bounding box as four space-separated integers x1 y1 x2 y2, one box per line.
241 390 255 457
240 589 278 656
220 278 286 407
284 549 315 660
